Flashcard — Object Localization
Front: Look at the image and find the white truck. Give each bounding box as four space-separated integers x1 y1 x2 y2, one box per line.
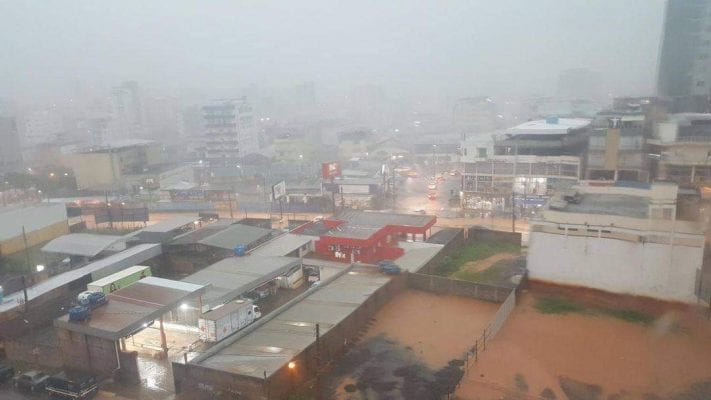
198 300 261 342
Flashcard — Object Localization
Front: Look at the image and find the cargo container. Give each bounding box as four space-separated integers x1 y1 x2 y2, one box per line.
198 300 261 342
277 264 304 289
86 265 152 294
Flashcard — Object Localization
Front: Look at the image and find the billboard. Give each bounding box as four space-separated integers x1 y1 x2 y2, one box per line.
321 162 342 180
272 180 287 201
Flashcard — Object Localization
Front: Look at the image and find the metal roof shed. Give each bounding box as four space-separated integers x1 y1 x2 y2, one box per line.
181 256 301 309
41 233 127 257
127 216 198 243
197 224 274 250
54 277 206 341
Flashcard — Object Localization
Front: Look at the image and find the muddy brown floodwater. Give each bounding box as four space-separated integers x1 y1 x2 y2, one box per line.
326 290 498 399
456 292 711 400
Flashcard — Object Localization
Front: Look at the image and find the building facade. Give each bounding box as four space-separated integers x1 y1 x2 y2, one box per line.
657 0 711 98
460 117 590 212
586 111 649 182
202 98 258 167
652 113 711 186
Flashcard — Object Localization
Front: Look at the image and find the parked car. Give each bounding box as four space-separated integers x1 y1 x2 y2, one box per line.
14 370 49 393
0 363 14 383
76 291 108 309
46 371 98 400
68 305 91 322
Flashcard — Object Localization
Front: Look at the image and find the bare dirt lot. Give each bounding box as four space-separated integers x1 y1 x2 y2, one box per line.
460 253 519 275
456 291 711 400
326 290 499 399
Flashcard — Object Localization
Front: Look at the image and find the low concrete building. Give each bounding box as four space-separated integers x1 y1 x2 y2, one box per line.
293 210 437 264
527 182 705 303
70 139 166 191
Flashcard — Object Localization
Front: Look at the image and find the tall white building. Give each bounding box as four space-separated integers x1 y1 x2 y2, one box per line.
527 182 705 303
202 98 258 166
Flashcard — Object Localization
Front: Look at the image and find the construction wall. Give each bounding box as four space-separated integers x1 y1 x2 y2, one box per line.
173 275 409 400
56 328 120 377
71 152 119 191
528 231 703 303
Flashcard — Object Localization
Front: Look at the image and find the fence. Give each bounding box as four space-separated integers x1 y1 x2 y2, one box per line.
448 288 517 398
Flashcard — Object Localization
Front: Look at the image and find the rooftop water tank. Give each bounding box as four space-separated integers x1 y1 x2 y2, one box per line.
545 116 559 124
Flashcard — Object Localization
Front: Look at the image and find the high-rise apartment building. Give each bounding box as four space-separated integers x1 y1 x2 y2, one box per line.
658 0 711 98
110 81 145 140
202 98 258 166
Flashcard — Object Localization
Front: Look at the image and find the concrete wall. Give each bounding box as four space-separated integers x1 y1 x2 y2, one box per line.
407 273 512 303
527 231 703 303
467 228 521 246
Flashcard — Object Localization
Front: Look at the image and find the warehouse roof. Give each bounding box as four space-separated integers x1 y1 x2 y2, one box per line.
396 241 444 272
332 209 435 229
198 224 275 250
181 256 301 308
195 271 389 378
54 277 206 340
508 118 591 135
138 216 198 233
0 203 67 242
169 219 240 245
42 233 125 257
0 243 161 314
251 233 314 257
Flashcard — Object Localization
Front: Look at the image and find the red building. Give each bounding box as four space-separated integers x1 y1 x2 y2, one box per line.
294 210 436 263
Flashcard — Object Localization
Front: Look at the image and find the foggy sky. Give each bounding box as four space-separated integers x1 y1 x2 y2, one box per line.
1 0 665 103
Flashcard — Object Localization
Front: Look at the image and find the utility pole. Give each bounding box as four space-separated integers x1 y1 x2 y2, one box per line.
315 323 322 400
511 143 518 233
22 226 31 274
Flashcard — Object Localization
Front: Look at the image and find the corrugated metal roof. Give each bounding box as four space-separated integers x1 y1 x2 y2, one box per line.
41 233 125 257
181 256 301 308
54 277 205 340
251 234 314 257
196 271 389 378
0 203 67 242
0 243 161 314
139 216 198 233
198 224 274 250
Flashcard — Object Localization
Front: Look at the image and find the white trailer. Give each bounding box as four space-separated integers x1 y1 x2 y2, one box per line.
198 300 261 342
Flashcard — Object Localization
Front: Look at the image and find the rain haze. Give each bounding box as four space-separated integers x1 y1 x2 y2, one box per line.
3 1 711 400
1 0 664 102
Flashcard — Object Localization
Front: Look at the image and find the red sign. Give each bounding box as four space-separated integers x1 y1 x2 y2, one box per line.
321 162 341 180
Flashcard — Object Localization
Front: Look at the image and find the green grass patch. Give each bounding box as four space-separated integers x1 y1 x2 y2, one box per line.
599 308 656 325
535 296 587 314
534 296 656 325
435 241 520 277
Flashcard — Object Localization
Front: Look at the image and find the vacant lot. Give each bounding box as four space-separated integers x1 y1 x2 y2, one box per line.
326 290 499 399
434 241 523 287
456 292 711 400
